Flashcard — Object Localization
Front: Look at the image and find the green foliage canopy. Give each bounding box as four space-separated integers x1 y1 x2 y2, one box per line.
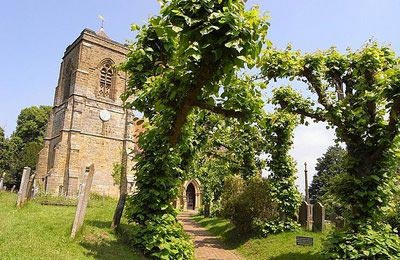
15 105 51 143
309 145 347 216
187 112 267 217
263 112 301 221
122 0 269 258
1 106 51 187
0 127 6 174
260 43 400 258
309 145 346 203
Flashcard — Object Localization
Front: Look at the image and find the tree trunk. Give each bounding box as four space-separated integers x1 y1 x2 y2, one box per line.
111 106 129 229
111 192 127 229
204 202 210 217
111 163 128 229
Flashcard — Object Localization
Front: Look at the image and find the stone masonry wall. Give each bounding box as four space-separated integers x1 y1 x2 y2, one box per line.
36 29 135 197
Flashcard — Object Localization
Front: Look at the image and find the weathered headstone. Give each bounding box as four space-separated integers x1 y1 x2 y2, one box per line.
11 185 16 193
33 181 39 197
16 167 31 207
0 172 5 190
26 173 36 199
71 164 95 238
299 201 312 230
335 216 345 229
312 202 325 232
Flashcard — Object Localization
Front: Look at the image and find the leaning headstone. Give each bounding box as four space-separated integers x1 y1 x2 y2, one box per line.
16 167 31 207
299 201 312 230
312 202 325 232
71 164 95 238
11 185 16 193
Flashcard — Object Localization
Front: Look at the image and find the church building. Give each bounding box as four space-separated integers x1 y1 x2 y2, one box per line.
35 28 201 210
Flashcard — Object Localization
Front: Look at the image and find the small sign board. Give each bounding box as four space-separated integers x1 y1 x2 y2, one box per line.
296 236 314 246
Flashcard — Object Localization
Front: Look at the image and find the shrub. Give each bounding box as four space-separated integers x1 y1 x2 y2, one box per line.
385 188 400 236
324 225 400 259
220 175 245 218
209 200 223 218
221 175 279 234
256 219 299 237
127 215 194 260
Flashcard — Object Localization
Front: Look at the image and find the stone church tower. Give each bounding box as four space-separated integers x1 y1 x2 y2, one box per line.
36 28 137 197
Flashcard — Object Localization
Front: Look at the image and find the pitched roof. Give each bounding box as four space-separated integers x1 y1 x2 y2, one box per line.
96 27 110 39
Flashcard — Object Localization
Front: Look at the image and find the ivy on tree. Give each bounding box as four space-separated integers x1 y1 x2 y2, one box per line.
260 43 400 259
122 0 269 258
263 111 301 222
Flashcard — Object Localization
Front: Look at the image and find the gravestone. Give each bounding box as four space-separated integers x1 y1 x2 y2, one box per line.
16 167 31 207
26 173 36 199
312 202 325 232
33 181 39 197
71 164 95 238
335 216 345 229
0 172 5 190
11 185 16 193
299 201 312 230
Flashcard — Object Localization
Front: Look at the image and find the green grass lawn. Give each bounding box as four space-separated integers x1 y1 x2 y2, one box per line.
0 191 143 260
192 215 327 260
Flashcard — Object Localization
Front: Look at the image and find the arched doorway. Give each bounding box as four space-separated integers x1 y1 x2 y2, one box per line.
186 183 196 210
176 179 201 210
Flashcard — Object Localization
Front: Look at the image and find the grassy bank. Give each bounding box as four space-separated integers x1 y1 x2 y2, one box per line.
0 191 143 259
192 215 326 260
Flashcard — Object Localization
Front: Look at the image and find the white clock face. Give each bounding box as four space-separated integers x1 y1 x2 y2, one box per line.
99 110 111 122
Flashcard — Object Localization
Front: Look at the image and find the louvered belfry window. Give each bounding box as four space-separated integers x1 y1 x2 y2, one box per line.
99 63 113 98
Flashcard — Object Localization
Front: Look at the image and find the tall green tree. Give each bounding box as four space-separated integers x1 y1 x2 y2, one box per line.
309 145 347 216
3 106 51 187
123 0 269 258
260 43 400 259
15 105 51 143
0 127 7 175
0 127 4 146
263 112 301 222
309 145 346 203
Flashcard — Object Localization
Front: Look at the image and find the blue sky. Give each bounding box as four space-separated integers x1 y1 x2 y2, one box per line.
1 0 399 192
